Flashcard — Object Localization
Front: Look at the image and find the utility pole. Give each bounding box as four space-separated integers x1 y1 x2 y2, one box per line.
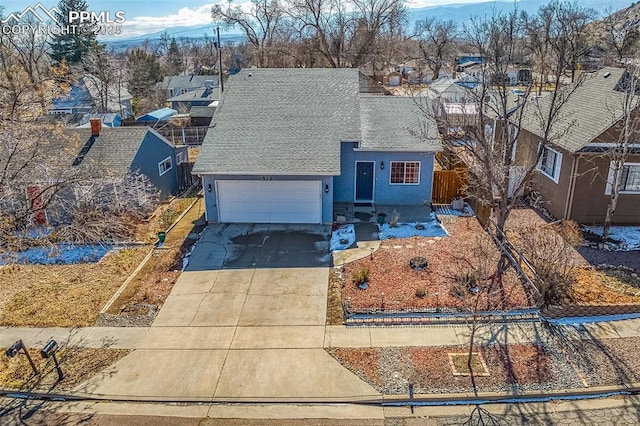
217 26 224 98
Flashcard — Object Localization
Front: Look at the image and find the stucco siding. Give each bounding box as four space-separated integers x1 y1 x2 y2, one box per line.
334 142 435 205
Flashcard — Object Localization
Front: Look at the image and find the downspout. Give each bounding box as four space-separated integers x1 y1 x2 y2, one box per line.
564 154 580 220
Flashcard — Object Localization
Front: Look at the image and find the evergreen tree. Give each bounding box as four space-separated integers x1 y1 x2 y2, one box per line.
49 0 96 65
166 38 185 75
127 49 163 98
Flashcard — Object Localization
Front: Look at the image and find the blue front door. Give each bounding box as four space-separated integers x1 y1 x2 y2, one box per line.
355 161 374 201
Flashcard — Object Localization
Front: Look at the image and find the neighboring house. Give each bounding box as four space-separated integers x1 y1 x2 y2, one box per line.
157 75 220 111
49 79 94 114
429 77 471 104
514 67 640 225
49 76 133 118
84 74 133 118
193 68 442 224
67 124 187 198
27 123 188 226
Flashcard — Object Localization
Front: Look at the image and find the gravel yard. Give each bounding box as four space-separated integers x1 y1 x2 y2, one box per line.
328 341 583 395
342 216 531 312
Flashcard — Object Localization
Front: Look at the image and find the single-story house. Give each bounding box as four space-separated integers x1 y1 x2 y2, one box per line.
193 68 442 224
514 67 640 224
23 123 188 227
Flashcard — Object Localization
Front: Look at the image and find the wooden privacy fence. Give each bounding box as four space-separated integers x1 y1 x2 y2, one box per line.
432 169 466 204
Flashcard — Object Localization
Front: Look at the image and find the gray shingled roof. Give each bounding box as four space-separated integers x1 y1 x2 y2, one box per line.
520 67 630 153
159 75 220 90
65 127 160 176
359 95 441 151
193 68 361 175
168 87 219 102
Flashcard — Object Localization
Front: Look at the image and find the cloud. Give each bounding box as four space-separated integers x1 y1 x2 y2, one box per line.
119 4 216 37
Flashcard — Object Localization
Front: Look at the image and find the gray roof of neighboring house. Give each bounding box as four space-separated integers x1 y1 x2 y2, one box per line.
168 87 219 102
67 127 153 176
359 95 441 151
159 75 219 90
519 67 629 153
193 68 361 175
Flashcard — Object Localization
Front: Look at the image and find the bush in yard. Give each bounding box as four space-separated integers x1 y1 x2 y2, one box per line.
352 267 370 286
415 287 426 298
514 221 582 308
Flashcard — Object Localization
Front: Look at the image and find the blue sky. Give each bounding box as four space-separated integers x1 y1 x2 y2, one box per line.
1 0 511 37
1 0 631 38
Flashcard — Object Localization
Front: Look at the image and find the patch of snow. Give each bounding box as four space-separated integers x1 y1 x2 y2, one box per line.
0 244 123 265
584 226 640 251
331 224 356 251
378 221 448 240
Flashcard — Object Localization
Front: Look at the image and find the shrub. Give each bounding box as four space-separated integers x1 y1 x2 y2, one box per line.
352 267 370 285
158 206 179 230
390 211 400 228
415 288 426 298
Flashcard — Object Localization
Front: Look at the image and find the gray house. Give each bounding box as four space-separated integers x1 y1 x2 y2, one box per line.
193 68 441 224
66 125 187 198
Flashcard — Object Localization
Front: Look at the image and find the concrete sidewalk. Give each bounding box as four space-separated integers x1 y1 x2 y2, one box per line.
4 317 640 351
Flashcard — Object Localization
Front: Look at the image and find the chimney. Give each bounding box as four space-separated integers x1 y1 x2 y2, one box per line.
90 118 102 136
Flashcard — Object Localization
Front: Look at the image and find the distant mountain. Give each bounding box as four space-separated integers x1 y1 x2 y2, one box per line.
103 0 635 51
102 26 245 52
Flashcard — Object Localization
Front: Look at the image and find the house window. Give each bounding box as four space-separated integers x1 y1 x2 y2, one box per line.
537 146 562 183
176 151 186 164
158 157 172 176
606 162 640 194
390 161 420 185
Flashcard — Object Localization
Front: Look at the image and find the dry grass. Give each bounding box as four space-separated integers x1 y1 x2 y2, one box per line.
0 196 204 327
326 269 344 325
0 347 130 392
0 247 148 327
105 197 205 316
572 268 640 305
342 216 531 311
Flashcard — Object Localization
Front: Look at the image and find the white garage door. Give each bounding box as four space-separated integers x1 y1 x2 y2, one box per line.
217 180 322 224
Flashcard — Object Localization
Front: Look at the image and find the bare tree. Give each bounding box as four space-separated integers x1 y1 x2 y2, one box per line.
414 17 457 80
602 66 640 239
212 0 287 67
601 8 640 64
415 3 590 282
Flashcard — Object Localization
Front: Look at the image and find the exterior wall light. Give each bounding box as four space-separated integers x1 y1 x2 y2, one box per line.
325 184 330 193
207 183 212 192
380 161 384 170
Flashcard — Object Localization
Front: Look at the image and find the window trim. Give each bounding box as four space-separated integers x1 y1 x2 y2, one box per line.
389 161 421 185
536 146 562 184
158 156 172 176
176 151 185 164
605 161 640 195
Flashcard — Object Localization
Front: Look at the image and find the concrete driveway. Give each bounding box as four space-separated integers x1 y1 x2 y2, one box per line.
77 224 379 401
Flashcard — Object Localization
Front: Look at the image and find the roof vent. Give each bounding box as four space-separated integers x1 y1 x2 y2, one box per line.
603 71 611 78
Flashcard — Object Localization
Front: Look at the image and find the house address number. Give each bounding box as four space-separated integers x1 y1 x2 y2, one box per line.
262 176 273 181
